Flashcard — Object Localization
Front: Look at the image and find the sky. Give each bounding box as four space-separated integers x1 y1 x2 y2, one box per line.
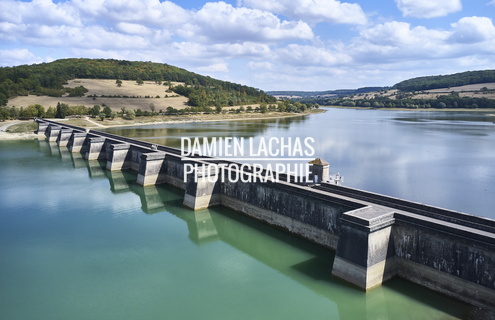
1 0 495 91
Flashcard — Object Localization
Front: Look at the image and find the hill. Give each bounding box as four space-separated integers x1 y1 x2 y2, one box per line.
0 58 275 108
283 70 495 110
393 70 495 92
267 87 387 99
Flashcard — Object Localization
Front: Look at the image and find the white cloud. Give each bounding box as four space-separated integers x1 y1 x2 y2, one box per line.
18 25 150 50
210 42 271 57
190 2 314 43
116 22 152 36
395 0 462 18
72 0 190 27
240 0 367 25
349 21 460 63
0 49 43 66
359 21 449 46
0 0 310 69
450 16 495 44
248 61 273 70
196 63 230 73
0 0 82 26
0 22 25 41
276 44 353 67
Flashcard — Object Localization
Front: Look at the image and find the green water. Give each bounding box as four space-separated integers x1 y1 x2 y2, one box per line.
0 138 473 319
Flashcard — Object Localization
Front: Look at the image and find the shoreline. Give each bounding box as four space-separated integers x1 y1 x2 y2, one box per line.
0 110 324 140
321 105 495 112
95 111 323 128
0 131 39 141
0 120 38 141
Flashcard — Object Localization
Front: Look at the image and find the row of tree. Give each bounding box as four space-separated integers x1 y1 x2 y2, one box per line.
164 100 318 114
0 99 318 122
0 103 117 121
331 95 495 109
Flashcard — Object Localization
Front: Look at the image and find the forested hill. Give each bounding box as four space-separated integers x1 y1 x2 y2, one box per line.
0 58 275 107
393 70 495 91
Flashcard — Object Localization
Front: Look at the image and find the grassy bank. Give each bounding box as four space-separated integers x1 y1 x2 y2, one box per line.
6 121 38 133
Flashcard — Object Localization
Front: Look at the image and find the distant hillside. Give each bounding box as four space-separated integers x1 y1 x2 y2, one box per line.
0 58 275 107
267 87 387 98
274 70 495 109
393 70 495 91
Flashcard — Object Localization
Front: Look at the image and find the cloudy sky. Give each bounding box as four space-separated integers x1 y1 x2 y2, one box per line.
1 0 494 91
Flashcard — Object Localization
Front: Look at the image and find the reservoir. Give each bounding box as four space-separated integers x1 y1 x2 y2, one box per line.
1 108 494 319
104 108 495 219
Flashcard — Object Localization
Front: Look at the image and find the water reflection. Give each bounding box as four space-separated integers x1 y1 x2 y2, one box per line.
33 138 473 319
102 116 311 147
395 112 495 137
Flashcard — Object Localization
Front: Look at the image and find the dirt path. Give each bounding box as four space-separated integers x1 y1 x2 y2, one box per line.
0 121 21 132
84 117 106 127
0 121 38 140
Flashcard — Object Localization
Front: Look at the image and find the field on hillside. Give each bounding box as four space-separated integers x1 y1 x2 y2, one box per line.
349 83 495 101
7 79 190 111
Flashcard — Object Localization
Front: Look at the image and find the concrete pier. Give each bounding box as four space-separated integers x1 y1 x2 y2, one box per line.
136 151 167 186
45 125 61 142
106 143 131 171
35 121 48 136
67 132 87 153
183 162 222 210
34 119 495 312
84 136 107 160
56 128 73 147
332 206 396 289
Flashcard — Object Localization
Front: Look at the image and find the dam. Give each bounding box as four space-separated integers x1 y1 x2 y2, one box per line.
35 118 495 311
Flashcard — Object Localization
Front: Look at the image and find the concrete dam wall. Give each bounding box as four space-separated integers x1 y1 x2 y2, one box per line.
35 119 495 311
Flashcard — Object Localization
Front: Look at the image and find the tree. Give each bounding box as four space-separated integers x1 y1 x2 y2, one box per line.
45 107 56 118
67 85 88 97
109 111 117 120
99 112 106 121
0 106 9 121
166 106 176 115
136 79 144 85
124 109 135 120
116 79 122 87
90 105 101 118
9 106 20 119
103 105 112 118
149 103 156 114
260 103 268 113
33 104 45 117
55 102 70 119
